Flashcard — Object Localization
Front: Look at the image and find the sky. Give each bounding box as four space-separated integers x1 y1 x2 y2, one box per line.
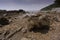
0 0 54 11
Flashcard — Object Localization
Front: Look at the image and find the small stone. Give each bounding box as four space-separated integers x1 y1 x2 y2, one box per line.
21 28 27 33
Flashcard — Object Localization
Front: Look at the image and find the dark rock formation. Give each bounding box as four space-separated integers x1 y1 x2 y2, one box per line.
0 17 9 26
41 0 60 11
0 9 26 17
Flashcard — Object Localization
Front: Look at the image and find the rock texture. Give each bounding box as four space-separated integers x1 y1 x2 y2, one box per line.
0 11 60 40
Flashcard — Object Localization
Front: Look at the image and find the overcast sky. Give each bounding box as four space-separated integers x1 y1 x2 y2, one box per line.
0 0 54 11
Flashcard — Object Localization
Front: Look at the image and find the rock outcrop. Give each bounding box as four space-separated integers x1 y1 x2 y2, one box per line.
0 11 60 40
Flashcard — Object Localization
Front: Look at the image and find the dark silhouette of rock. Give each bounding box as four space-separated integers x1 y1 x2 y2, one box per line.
55 0 60 4
19 9 26 13
0 9 26 17
41 0 60 11
0 17 9 26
